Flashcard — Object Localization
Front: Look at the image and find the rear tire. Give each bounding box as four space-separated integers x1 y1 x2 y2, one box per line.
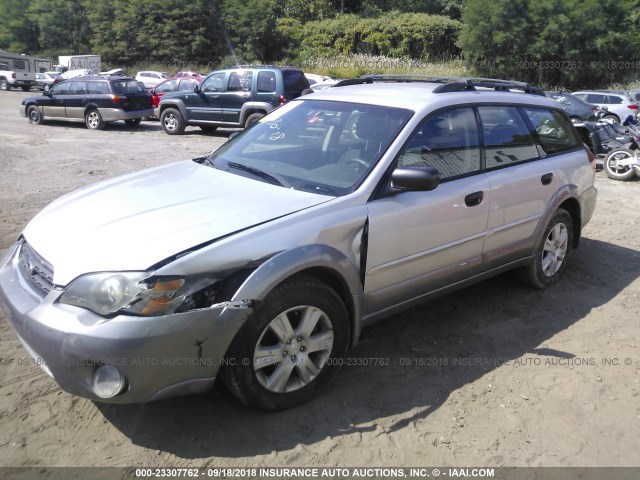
0 80 8 91
221 275 350 411
604 148 637 181
244 113 264 129
85 109 105 130
516 208 573 289
160 108 185 135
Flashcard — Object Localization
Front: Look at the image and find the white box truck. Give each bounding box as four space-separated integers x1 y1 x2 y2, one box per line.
56 55 101 74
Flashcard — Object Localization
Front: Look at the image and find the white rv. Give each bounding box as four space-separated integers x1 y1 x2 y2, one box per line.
0 50 37 91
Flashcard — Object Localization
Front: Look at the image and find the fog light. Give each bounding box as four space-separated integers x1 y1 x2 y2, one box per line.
92 365 125 399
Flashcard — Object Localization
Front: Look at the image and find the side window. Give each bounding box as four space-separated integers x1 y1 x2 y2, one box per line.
525 108 582 155
398 107 481 180
13 59 26 69
68 81 87 94
51 82 70 95
586 93 606 103
156 80 177 93
201 73 225 93
87 82 109 94
257 71 276 93
227 72 242 92
478 106 539 168
177 79 195 92
607 95 622 105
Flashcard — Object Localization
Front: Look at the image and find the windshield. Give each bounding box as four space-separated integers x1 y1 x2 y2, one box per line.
206 100 412 196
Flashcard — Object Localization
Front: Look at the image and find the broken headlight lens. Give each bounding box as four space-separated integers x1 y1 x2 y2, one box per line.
58 272 191 317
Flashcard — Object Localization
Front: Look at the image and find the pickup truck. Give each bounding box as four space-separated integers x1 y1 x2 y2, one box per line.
0 61 35 91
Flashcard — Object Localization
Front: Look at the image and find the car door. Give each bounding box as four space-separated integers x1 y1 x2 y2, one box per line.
479 105 560 268
187 72 225 122
220 70 252 125
42 82 69 117
364 107 490 316
64 81 88 119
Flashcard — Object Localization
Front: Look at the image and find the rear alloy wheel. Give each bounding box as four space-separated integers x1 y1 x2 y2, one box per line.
221 276 350 411
160 108 185 135
27 105 43 125
85 109 105 130
516 208 573 289
604 148 637 181
0 80 8 91
124 118 142 127
244 113 264 128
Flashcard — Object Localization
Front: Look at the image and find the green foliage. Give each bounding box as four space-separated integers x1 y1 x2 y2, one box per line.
295 12 462 61
0 0 38 53
459 0 640 89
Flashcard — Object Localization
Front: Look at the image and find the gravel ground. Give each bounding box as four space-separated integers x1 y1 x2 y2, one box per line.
0 90 639 470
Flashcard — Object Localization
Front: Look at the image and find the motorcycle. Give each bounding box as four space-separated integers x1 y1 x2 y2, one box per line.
603 122 640 180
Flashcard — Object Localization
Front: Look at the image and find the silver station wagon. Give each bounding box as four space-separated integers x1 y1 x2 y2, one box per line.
0 75 597 410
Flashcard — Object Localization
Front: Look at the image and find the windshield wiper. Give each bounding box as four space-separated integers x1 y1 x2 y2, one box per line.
226 161 290 187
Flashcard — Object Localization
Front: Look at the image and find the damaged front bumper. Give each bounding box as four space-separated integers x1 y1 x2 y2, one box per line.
0 241 253 403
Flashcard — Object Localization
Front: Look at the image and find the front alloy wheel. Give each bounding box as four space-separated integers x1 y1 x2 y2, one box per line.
221 275 349 410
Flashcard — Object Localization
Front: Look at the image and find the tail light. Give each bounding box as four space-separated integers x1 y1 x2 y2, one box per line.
110 95 124 103
584 144 597 171
11 73 16 79
628 104 638 109
278 95 288 106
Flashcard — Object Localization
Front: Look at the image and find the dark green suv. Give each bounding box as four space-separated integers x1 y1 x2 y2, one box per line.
157 66 309 135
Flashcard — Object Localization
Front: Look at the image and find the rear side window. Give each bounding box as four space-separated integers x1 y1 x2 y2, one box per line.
111 80 146 94
606 95 622 104
478 106 539 168
525 108 582 155
283 70 309 92
585 93 606 103
398 107 481 179
87 82 109 94
69 81 87 94
257 71 276 93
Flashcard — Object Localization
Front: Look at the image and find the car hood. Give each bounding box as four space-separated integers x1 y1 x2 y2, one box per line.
23 160 334 285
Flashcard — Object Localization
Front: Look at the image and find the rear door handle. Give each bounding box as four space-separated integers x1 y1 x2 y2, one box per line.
541 173 554 185
465 191 484 207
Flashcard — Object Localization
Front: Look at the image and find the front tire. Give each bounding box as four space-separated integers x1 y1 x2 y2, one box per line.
604 148 637 181
85 109 105 130
27 105 43 125
221 276 350 411
516 208 573 289
0 80 8 91
160 108 186 135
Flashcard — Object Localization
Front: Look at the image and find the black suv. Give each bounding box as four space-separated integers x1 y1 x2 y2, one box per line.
157 65 309 134
20 75 154 130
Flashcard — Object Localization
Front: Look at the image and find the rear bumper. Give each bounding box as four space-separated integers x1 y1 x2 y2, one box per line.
0 240 253 403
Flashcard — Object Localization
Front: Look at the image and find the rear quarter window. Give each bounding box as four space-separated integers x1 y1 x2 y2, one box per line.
525 108 582 155
111 80 147 94
283 70 310 92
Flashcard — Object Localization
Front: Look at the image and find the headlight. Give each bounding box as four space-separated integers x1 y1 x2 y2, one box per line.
58 271 191 317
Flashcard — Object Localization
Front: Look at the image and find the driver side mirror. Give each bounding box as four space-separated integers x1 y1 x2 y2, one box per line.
391 166 440 192
43 90 51 97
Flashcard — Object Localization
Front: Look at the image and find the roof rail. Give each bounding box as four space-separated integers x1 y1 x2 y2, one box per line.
229 64 300 70
333 74 545 96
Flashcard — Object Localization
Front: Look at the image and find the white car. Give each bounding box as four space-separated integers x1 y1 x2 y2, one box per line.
304 73 332 86
59 69 93 80
135 71 168 89
572 91 639 123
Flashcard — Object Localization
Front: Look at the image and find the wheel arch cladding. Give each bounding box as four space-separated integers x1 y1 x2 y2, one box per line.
558 197 581 248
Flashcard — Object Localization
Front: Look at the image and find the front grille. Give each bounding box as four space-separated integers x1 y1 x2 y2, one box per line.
18 241 54 296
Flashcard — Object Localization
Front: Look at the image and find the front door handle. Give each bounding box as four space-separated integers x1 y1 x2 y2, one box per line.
541 173 554 185
465 191 484 207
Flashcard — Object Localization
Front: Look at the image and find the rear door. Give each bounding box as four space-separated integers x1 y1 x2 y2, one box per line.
364 107 490 315
219 70 252 125
479 106 567 268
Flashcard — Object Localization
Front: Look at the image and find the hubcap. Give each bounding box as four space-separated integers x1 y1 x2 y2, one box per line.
253 305 334 393
542 223 568 277
164 114 177 131
87 112 99 128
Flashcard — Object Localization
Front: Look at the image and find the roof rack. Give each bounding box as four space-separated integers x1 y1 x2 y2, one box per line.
333 74 545 96
229 64 300 70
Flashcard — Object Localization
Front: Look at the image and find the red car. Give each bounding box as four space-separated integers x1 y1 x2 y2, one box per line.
151 76 203 108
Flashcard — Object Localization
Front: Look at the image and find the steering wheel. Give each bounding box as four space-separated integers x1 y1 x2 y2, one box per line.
346 159 369 170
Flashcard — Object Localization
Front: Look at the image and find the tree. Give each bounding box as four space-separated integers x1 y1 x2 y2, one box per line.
27 0 91 54
0 0 39 53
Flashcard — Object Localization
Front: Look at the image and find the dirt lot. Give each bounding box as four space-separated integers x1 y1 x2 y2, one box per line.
0 90 639 469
